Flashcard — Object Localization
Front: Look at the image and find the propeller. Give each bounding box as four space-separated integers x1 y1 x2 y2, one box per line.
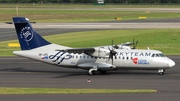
108 39 117 65
132 38 138 49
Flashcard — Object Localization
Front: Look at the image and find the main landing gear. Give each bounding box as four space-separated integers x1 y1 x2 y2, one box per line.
88 65 98 75
88 69 107 75
158 69 165 75
88 65 107 75
88 68 97 75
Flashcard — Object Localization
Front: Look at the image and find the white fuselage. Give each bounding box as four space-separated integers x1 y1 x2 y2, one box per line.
13 44 175 72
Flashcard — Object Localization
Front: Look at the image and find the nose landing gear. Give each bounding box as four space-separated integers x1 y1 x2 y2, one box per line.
158 69 165 75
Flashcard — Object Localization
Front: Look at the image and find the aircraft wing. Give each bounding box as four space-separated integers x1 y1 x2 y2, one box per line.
56 48 95 55
56 47 110 58
5 22 36 24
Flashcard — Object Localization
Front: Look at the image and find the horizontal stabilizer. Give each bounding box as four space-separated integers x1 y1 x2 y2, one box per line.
5 22 36 24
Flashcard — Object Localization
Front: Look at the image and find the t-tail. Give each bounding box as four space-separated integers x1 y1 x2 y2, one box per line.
13 17 51 50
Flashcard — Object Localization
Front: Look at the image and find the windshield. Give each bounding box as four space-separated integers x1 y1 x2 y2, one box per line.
151 53 166 57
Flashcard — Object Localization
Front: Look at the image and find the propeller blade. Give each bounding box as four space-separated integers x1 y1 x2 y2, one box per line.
108 47 110 51
133 40 138 49
133 38 135 48
112 39 114 50
136 40 138 46
111 55 113 64
132 38 138 49
107 39 117 65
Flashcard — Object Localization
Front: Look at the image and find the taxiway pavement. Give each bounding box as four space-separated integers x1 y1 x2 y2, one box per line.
1 20 180 41
0 56 179 101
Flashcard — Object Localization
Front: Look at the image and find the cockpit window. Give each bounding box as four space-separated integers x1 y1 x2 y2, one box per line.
159 53 165 57
151 54 155 57
152 53 166 57
156 54 160 57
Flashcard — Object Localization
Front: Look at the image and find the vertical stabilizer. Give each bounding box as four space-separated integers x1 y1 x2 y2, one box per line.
13 17 50 50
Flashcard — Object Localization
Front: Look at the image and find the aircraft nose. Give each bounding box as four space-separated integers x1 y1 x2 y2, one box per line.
168 60 175 67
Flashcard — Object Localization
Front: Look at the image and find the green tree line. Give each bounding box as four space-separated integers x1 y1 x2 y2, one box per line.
0 0 180 4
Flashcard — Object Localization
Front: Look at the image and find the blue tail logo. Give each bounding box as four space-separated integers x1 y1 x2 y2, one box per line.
20 26 33 42
13 17 50 50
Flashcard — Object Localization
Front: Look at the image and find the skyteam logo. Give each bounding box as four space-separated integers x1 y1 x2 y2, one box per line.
20 27 33 41
132 58 150 65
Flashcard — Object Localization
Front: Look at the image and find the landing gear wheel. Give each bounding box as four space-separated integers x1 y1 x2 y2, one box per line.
88 66 98 75
159 72 164 75
88 70 95 75
158 69 165 75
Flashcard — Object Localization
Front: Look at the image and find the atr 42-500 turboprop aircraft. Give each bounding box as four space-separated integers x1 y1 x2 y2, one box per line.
12 17 175 75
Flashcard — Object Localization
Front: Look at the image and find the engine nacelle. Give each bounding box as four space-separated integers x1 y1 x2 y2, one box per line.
78 62 116 70
85 47 110 58
97 63 116 70
116 45 132 50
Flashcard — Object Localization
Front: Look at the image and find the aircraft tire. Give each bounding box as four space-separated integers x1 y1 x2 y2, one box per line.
88 71 95 75
159 72 164 75
158 69 165 75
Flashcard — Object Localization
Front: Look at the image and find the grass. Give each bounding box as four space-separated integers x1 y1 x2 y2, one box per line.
0 4 180 22
0 87 157 94
0 29 180 56
1 3 180 8
40 29 180 55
